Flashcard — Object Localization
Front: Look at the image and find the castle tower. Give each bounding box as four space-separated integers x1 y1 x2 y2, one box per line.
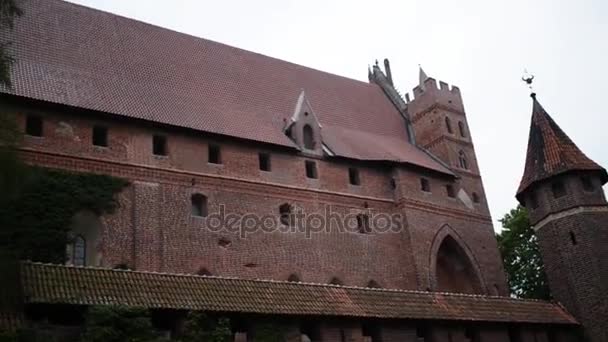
407 67 490 213
516 94 608 342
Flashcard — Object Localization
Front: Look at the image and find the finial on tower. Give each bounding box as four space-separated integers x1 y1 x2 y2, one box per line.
419 64 429 89
521 69 536 98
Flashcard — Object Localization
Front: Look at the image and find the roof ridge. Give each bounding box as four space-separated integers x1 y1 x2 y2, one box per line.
21 261 554 303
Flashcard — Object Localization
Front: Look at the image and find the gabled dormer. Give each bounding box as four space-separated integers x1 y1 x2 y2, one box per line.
284 90 323 156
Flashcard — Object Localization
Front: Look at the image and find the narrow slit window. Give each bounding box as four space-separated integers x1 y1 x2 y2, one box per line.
279 203 292 226
152 135 167 156
349 168 360 185
73 235 86 266
92 125 108 147
357 214 371 234
472 192 480 203
570 231 577 245
303 124 315 149
458 150 469 170
25 114 43 137
446 184 456 198
458 121 467 138
208 144 221 164
445 116 453 134
305 160 318 179
258 153 271 171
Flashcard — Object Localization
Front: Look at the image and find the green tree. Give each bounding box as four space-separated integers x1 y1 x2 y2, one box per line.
177 312 231 342
81 306 160 342
496 205 551 299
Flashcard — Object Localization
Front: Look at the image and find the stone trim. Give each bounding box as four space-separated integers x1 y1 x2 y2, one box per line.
533 205 608 231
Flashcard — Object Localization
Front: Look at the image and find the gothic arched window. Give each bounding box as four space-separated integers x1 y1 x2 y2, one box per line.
435 235 482 294
458 151 469 170
445 117 453 134
303 124 315 149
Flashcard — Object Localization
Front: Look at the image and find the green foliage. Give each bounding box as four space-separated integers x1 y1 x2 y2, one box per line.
496 205 551 299
81 306 160 342
252 322 287 342
177 312 231 342
0 168 128 263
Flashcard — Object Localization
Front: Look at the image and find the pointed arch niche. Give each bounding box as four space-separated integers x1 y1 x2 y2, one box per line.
429 225 485 294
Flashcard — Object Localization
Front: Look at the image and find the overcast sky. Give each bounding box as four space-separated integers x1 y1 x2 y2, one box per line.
66 0 608 231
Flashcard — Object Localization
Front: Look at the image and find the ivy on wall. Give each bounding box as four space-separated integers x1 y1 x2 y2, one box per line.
0 167 128 264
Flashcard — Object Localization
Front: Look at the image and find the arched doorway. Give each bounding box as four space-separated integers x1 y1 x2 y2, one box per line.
434 235 483 294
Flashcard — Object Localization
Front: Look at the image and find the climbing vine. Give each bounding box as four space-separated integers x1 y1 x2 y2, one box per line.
0 167 128 263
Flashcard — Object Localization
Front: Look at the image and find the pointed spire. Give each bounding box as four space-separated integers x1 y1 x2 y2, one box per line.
419 65 429 88
516 95 607 199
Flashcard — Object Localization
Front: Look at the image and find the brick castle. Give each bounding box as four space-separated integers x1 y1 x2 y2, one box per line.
0 0 605 341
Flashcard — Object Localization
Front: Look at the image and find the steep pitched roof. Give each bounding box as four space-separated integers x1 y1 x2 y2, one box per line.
517 95 607 198
0 0 452 175
20 262 577 325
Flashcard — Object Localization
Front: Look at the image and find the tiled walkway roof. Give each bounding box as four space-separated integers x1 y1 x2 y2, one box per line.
517 95 607 198
20 262 577 325
0 0 452 175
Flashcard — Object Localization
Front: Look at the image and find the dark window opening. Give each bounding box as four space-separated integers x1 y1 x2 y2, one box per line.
287 274 300 282
552 181 566 198
472 192 480 203
446 184 456 198
329 277 343 285
92 125 108 147
416 326 427 339
197 268 211 276
357 214 371 234
191 193 208 217
581 176 594 192
458 150 469 170
367 280 380 288
420 178 431 192
258 153 271 171
570 231 577 245
25 114 43 137
303 124 315 149
300 321 321 342
458 121 467 138
208 144 221 164
349 167 360 185
152 135 167 156
529 192 539 209
390 178 396 190
305 160 318 179
73 235 86 266
464 327 477 341
362 322 382 342
279 203 292 226
445 116 453 134
113 263 131 270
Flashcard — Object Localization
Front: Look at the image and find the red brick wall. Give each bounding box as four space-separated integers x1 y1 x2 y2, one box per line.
4 98 507 294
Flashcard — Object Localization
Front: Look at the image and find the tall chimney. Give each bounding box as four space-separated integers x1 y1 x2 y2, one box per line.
383 58 393 86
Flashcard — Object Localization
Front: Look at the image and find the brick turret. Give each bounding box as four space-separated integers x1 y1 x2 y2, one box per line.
517 94 608 342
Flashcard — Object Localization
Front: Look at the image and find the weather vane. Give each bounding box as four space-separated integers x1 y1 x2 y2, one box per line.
521 69 535 95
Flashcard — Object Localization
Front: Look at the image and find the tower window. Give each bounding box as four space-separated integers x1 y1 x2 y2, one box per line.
446 184 456 198
472 192 480 203
92 125 108 147
529 192 539 209
357 214 370 234
72 235 86 266
551 181 566 198
569 231 577 245
258 153 271 171
445 116 453 134
279 203 292 226
390 178 396 190
152 135 167 156
305 160 318 179
458 150 469 170
458 121 467 138
420 178 431 192
581 176 594 192
208 144 221 164
303 124 315 149
25 114 43 137
349 168 360 185
191 194 208 217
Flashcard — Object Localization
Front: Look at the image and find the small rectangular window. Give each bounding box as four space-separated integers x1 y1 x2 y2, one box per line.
552 181 566 198
152 135 167 156
529 192 539 209
420 178 431 192
305 160 318 179
446 184 456 198
92 125 108 147
208 144 221 164
348 168 360 185
581 176 594 192
25 114 43 137
259 153 271 171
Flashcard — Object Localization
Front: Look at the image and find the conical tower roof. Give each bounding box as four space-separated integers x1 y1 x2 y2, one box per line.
516 95 607 200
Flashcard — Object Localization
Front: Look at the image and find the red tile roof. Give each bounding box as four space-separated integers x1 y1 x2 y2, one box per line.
517 95 607 198
0 0 452 175
20 262 577 325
